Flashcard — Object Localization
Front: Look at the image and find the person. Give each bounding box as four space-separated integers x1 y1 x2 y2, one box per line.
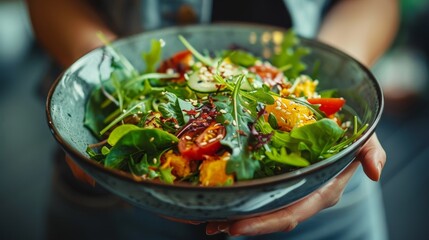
26 0 398 239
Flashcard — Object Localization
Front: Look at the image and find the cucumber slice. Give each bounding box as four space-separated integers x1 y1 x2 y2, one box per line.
186 68 263 93
186 71 225 93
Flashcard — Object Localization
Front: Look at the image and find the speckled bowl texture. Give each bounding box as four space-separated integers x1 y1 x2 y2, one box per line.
46 24 383 221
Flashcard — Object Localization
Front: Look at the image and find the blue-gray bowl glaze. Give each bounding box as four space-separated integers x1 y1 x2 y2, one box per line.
46 24 383 221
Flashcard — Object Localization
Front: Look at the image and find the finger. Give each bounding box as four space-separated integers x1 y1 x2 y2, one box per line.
356 134 386 181
160 215 204 225
65 154 96 186
206 222 230 235
207 161 360 236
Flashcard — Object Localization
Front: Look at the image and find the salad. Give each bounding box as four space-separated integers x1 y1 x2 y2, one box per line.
84 31 367 186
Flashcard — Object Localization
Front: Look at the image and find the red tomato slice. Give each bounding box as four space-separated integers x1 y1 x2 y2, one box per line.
158 50 192 82
307 98 346 116
178 122 226 161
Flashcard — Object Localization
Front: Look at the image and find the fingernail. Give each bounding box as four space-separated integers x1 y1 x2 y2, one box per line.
206 223 229 235
376 162 383 181
377 162 383 174
217 223 230 234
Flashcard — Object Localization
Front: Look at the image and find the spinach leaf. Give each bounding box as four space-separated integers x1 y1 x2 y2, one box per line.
257 118 344 162
107 124 140 146
289 119 345 162
104 128 178 168
224 50 258 67
265 147 310 167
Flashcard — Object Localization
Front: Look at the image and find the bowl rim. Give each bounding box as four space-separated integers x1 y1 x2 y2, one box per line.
46 23 384 191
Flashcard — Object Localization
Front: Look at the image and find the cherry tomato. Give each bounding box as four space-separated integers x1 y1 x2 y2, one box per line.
158 50 193 82
307 97 346 116
178 122 226 161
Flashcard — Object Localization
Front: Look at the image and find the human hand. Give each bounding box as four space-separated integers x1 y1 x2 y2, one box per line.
206 134 386 236
65 154 96 186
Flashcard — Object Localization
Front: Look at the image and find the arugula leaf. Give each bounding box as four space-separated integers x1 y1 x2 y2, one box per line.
327 117 368 155
100 102 147 136
157 92 194 126
213 74 274 105
129 154 160 178
213 76 260 180
178 35 214 66
122 73 179 90
97 31 138 78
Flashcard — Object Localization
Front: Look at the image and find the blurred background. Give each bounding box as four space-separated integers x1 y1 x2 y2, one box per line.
0 0 428 239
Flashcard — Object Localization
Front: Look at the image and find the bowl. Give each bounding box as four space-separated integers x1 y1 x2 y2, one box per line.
46 24 383 221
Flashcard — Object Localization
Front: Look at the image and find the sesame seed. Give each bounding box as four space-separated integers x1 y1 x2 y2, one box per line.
166 68 175 74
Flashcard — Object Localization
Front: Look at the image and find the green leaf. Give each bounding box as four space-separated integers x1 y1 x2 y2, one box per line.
129 154 159 178
101 146 110 155
268 113 278 129
100 102 146 136
97 31 138 78
86 146 105 162
289 119 345 162
159 167 176 184
213 76 260 180
84 86 117 138
157 92 194 126
265 147 310 167
225 50 258 67
178 35 213 66
107 124 140 146
271 30 310 79
142 39 162 73
256 117 344 163
242 88 275 105
227 148 260 180
105 128 178 168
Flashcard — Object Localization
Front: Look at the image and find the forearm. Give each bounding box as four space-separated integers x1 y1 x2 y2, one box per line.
317 0 399 67
26 0 117 67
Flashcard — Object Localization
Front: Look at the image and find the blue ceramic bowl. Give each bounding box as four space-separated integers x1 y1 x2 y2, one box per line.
46 24 383 221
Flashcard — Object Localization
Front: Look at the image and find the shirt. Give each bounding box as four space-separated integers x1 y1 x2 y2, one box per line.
92 0 329 37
